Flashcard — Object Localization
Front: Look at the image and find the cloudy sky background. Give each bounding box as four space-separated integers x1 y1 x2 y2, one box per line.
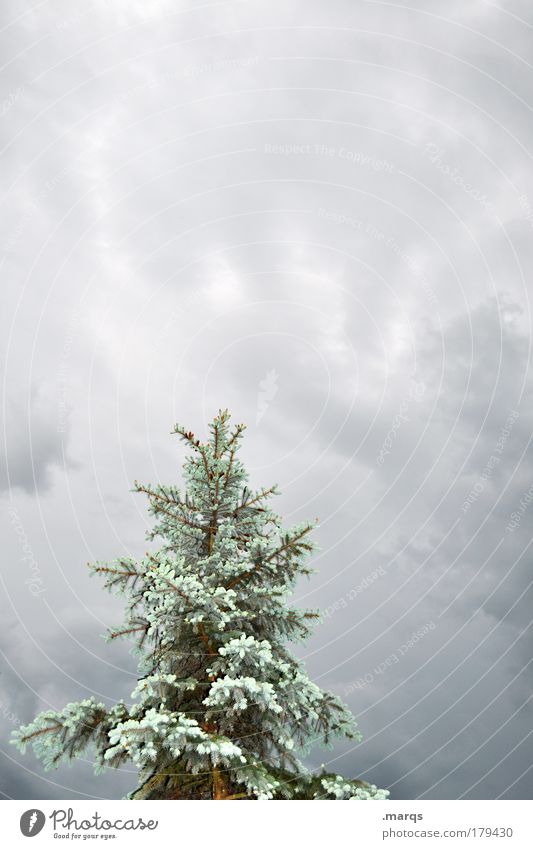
1 0 532 800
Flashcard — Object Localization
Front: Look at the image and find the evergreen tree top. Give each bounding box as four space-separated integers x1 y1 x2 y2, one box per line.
12 410 388 801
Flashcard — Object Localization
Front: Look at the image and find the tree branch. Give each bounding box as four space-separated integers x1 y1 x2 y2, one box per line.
225 525 313 589
21 724 62 743
108 624 149 640
232 486 278 515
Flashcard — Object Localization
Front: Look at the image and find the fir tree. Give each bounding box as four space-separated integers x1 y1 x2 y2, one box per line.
12 411 388 800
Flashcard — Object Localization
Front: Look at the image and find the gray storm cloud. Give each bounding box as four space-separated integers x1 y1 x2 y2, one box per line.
1 0 532 800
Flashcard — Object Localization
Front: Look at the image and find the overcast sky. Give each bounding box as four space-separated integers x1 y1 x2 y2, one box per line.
1 0 532 801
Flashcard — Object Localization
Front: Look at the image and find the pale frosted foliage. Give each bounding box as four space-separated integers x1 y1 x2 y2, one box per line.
12 411 388 800
321 776 390 800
